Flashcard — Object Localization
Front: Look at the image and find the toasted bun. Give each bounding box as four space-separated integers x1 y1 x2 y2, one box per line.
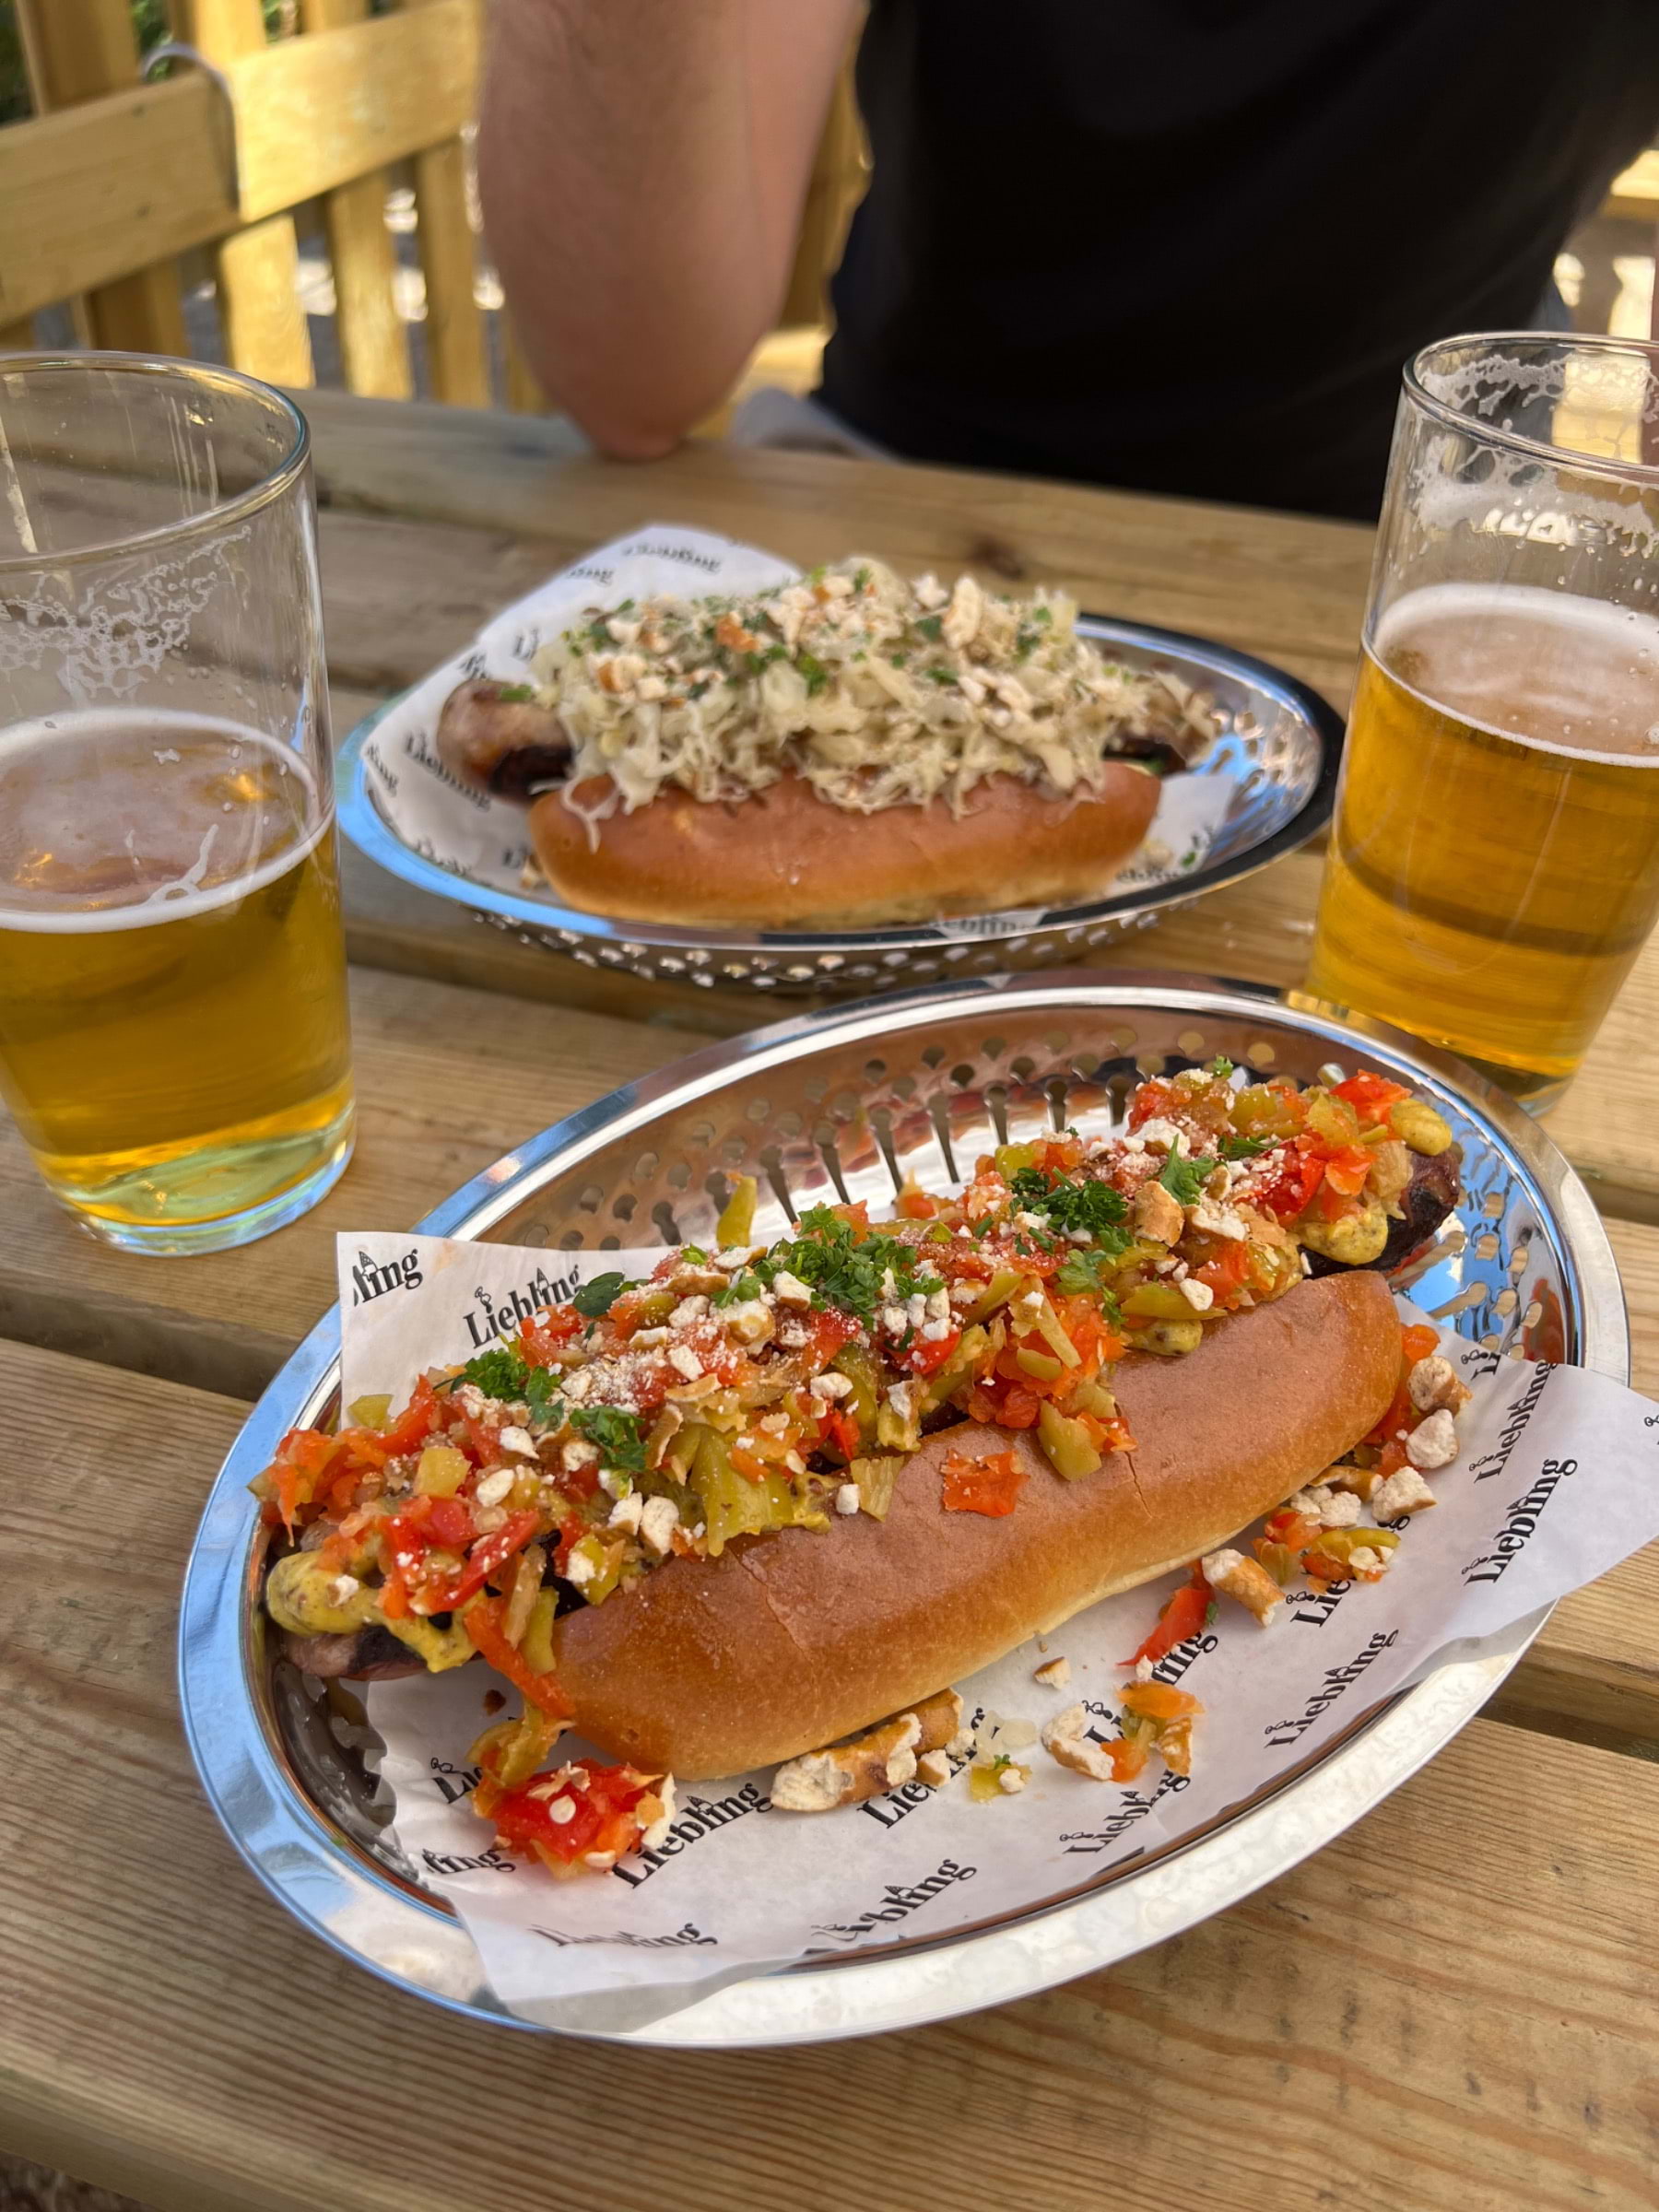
553 1271 1401 1777
526 765 1161 928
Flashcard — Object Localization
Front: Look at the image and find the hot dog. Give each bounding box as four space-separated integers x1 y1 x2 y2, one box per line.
256 1060 1462 1867
429 559 1214 928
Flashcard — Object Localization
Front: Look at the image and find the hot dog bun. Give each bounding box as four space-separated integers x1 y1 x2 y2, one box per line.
526 766 1161 929
553 1269 1400 1777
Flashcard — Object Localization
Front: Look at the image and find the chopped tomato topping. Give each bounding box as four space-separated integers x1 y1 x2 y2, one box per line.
901 1325 963 1378
1333 1071 1411 1120
380 1375 441 1454
1319 1144 1374 1201
445 1509 542 1607
1401 1322 1440 1365
940 1448 1026 1516
895 1186 938 1219
518 1307 583 1365
1122 1680 1203 1722
1253 1142 1325 1221
484 1756 657 1866
1126 1565 1212 1664
463 1594 572 1717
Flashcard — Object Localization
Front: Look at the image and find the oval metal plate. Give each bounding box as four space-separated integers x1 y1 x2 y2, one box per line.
335 617 1342 997
179 974 1627 2046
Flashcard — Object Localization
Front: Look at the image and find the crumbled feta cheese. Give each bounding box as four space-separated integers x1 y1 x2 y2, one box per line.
1015 1210 1047 1233
453 1383 492 1419
473 1467 516 1509
949 1280 978 1305
1135 1656 1155 1682
1201 1547 1245 1583
1372 1465 1437 1519
809 1371 853 1399
1032 1655 1071 1688
887 1381 914 1421
723 1299 773 1345
561 1367 595 1403
834 1482 861 1515
598 1466 634 1500
327 1574 359 1606
566 1547 596 1586
996 1764 1027 1794
639 1495 679 1556
1178 1277 1215 1312
667 1343 704 1382
497 1424 537 1457
882 1304 909 1335
925 1287 952 1322
670 1295 709 1325
546 1796 576 1826
919 1317 952 1341
607 1490 644 1534
1135 1119 1184 1153
771 1269 813 1306
641 1775 677 1850
1316 1488 1362 1529
1406 1407 1458 1471
905 1290 927 1328
562 1438 599 1472
629 1326 669 1347
879 1268 899 1300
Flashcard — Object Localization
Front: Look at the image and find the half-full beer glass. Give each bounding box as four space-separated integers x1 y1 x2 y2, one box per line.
1307 333 1659 1110
0 356 353 1251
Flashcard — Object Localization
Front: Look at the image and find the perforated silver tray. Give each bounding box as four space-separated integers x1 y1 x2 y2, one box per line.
335 617 1340 996
179 974 1626 2046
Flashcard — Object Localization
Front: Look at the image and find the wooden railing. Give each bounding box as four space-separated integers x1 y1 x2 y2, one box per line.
0 0 866 418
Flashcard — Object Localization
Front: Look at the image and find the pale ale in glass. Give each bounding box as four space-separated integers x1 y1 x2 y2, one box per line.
0 356 353 1248
1307 333 1659 1108
1309 584 1659 1098
0 713 353 1236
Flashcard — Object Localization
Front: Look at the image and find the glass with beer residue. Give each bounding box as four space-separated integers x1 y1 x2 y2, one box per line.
1306 333 1659 1111
0 356 353 1251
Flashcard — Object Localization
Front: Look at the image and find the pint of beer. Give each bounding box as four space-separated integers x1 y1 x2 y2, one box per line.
0 359 353 1252
1308 335 1659 1108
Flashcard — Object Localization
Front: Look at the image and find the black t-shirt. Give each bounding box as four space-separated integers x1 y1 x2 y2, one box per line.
819 1 1659 520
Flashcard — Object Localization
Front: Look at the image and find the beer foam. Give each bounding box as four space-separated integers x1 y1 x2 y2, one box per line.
0 710 330 934
1372 583 1659 769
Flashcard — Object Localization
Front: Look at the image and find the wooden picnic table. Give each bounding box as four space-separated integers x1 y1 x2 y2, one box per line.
5 393 1658 2212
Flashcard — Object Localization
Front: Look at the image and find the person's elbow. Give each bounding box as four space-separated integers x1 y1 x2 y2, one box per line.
527 345 759 463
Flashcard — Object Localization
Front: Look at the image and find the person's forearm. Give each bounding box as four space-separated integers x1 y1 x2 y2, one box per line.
480 0 854 457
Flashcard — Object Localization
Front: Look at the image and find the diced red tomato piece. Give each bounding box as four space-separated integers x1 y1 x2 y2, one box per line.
1320 1144 1374 1199
1129 1078 1177 1129
1401 1323 1440 1366
903 1325 962 1378
519 1307 583 1365
486 1757 656 1865
1122 1680 1203 1722
463 1594 572 1716
447 1510 543 1606
940 1448 1026 1516
1125 1566 1212 1665
895 1187 938 1219
1333 1071 1411 1119
380 1375 441 1454
1254 1143 1325 1221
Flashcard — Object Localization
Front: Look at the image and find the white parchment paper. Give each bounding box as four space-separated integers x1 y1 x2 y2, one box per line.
355 524 1234 908
331 1230 1659 2032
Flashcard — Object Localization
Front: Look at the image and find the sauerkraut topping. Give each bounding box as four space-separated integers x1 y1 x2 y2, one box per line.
526 558 1214 823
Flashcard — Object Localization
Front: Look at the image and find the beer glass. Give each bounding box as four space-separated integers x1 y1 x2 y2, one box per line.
1306 333 1659 1111
0 355 354 1252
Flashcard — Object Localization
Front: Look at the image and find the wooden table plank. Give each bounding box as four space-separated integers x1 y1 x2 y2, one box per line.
0 966 700 1397
300 390 1372 704
5 1339 1655 2212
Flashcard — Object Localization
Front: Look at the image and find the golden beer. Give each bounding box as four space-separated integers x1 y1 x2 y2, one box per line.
1308 583 1659 1100
0 713 354 1242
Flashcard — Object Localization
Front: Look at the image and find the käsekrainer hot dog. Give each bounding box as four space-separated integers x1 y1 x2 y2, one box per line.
258 1059 1463 1867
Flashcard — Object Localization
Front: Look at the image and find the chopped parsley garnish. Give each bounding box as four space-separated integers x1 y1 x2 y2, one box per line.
756 1206 941 1322
1220 1134 1275 1160
1007 1167 1131 1250
454 1346 530 1400
1030 605 1053 628
1053 1250 1124 1312
1209 1056 1235 1079
495 682 536 704
524 1369 564 1426
914 613 944 641
796 650 830 696
571 1271 629 1319
744 643 788 675
853 564 872 592
1158 1152 1218 1207
924 665 957 687
570 1405 646 1473
712 1269 763 1307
